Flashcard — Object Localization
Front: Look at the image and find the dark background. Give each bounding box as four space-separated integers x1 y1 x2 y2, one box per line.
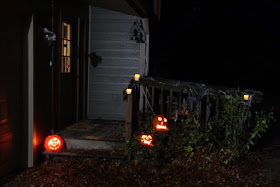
150 0 280 103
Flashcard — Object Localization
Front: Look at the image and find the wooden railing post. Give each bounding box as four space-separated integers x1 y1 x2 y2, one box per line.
139 85 144 111
197 97 202 119
215 96 219 118
188 94 194 112
168 88 173 118
160 87 164 114
125 94 133 159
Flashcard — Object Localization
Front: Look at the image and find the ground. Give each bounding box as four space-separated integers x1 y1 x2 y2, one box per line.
2 148 280 187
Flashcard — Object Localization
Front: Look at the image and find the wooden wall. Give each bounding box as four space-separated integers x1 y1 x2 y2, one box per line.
88 6 140 120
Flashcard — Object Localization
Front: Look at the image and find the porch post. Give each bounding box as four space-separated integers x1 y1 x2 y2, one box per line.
125 94 133 159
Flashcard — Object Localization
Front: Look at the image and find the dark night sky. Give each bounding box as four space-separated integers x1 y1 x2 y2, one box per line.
151 0 280 101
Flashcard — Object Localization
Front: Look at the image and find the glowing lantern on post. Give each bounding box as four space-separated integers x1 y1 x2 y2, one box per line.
140 134 154 147
134 74 140 81
153 115 168 131
243 94 251 101
126 88 132 95
44 135 64 152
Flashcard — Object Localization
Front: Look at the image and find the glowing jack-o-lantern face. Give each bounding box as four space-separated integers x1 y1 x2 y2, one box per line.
44 135 64 152
153 115 168 131
140 134 154 147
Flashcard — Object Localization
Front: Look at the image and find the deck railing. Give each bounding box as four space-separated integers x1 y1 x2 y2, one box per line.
124 76 263 145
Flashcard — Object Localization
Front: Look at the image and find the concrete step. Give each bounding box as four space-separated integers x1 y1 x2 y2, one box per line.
56 121 126 151
43 149 127 160
63 138 125 150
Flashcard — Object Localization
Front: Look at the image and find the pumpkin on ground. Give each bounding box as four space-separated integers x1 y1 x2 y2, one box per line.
44 134 64 152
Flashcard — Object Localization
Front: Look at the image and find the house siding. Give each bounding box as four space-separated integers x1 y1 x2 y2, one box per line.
88 7 140 121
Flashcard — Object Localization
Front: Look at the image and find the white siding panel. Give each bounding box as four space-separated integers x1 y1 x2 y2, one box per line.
91 40 139 50
91 32 131 41
88 7 140 120
93 49 139 58
91 22 131 33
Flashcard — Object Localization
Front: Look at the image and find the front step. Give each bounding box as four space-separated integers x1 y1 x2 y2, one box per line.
57 120 125 150
43 121 127 159
63 138 124 150
42 148 127 160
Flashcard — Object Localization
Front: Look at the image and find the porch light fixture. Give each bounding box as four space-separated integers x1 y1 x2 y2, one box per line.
126 88 132 95
134 74 140 81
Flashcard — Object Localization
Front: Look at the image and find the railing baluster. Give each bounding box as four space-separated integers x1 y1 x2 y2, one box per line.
188 93 194 112
125 94 133 159
151 86 155 111
168 88 173 118
215 96 219 118
205 95 210 124
139 85 144 112
179 90 182 106
197 97 202 119
160 87 164 114
144 85 148 111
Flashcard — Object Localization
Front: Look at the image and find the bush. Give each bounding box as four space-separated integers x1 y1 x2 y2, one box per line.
207 92 275 157
128 92 275 165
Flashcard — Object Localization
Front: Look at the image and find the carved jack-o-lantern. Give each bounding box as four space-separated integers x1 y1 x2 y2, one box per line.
140 134 154 147
153 115 168 131
44 135 64 152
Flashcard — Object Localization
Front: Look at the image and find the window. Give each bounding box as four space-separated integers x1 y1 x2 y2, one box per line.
61 22 71 73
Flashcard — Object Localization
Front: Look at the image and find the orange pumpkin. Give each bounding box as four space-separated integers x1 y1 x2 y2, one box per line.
44 135 64 152
153 115 168 131
140 134 154 147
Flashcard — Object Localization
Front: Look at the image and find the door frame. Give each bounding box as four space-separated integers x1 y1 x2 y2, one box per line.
53 8 88 131
27 14 34 168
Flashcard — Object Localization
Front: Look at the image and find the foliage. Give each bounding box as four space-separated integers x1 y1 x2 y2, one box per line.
128 92 275 166
176 104 205 157
128 111 173 165
207 92 275 158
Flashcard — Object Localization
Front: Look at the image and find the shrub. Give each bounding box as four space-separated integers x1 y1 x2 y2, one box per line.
207 92 275 158
128 92 275 165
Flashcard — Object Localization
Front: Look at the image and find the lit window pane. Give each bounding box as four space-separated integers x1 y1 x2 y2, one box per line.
61 22 71 73
67 41 71 56
67 24 71 40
